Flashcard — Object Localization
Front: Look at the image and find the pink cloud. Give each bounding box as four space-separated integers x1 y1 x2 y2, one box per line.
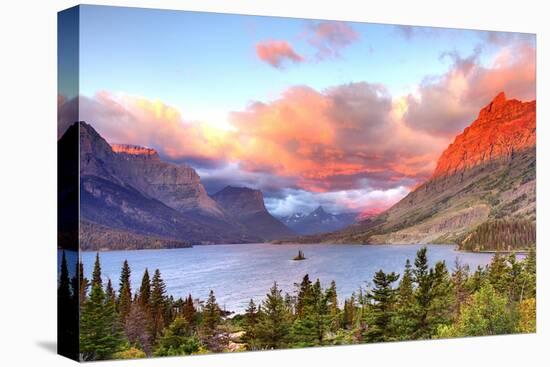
255 40 304 69
404 42 535 137
307 21 359 60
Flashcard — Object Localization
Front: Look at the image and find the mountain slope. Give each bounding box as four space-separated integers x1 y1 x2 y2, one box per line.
294 93 536 247
212 186 296 240
280 206 357 235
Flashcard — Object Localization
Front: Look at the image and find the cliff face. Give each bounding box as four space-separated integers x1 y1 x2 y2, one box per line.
433 92 536 178
297 93 536 245
213 186 295 240
79 123 225 217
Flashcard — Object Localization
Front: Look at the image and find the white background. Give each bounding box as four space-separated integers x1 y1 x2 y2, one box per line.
0 0 548 365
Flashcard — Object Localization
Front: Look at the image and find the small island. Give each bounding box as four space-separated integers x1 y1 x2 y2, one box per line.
293 250 306 261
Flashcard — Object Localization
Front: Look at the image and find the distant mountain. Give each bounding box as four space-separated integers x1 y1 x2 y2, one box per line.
280 206 358 235
291 93 536 249
65 122 295 249
212 186 296 240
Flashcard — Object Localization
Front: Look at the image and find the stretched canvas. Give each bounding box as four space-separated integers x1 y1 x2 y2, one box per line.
57 4 537 362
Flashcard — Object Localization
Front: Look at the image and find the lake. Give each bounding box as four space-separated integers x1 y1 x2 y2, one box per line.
80 244 497 313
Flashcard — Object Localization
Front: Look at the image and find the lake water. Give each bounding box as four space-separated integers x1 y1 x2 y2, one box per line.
80 244 497 313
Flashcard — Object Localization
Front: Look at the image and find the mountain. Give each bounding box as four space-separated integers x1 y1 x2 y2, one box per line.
80 123 225 218
68 122 293 249
293 93 536 249
280 206 358 235
212 186 295 240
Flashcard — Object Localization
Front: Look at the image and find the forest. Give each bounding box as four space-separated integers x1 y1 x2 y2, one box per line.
58 247 536 361
460 219 536 252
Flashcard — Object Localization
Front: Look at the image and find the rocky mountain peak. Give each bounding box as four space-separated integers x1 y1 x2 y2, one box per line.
212 186 266 215
432 93 536 179
111 144 160 161
311 206 327 216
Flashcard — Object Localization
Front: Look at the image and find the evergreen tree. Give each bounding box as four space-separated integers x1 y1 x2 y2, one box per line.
105 278 116 305
427 261 454 333
243 299 259 350
488 253 510 295
451 258 470 316
92 252 102 288
394 259 416 339
365 270 399 342
257 282 290 349
342 293 357 330
80 256 124 361
150 269 168 342
118 260 132 323
78 260 89 309
325 280 340 332
295 274 312 318
202 290 221 334
181 294 197 328
58 250 78 358
412 247 433 339
138 268 151 310
58 250 72 307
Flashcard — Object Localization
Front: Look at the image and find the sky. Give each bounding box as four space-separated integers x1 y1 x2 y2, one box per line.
58 5 536 217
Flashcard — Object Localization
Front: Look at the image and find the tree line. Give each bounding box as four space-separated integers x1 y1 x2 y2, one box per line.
460 219 536 251
58 247 536 361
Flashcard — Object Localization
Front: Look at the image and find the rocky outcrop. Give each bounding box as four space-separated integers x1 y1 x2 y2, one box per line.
80 123 225 218
433 92 536 178
213 186 295 240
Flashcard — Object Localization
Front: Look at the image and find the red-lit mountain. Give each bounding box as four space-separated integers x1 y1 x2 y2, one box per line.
291 93 536 247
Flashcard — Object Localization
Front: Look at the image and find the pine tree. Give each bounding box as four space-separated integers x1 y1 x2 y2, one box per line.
181 294 197 328
105 278 116 305
342 293 356 330
80 256 124 361
427 261 454 333
243 299 259 350
394 259 416 339
412 247 432 339
92 252 102 288
58 251 72 307
150 269 168 342
295 274 312 318
138 268 151 310
325 280 340 332
118 260 132 323
58 250 78 358
78 260 89 309
202 290 221 334
257 282 290 349
488 254 510 295
451 258 470 316
365 270 399 342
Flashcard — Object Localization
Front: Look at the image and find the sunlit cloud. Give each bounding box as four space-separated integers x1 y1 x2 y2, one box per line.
256 40 304 69
306 20 359 60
